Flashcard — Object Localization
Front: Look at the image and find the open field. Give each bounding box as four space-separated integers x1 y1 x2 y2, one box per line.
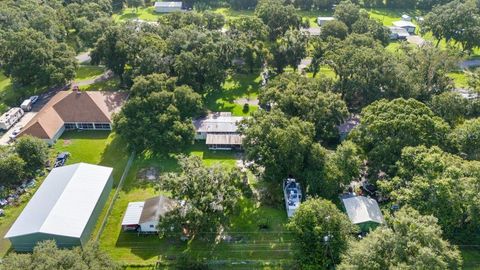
98 143 293 269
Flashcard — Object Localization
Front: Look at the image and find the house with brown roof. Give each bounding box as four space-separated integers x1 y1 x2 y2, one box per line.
19 91 127 145
121 196 177 233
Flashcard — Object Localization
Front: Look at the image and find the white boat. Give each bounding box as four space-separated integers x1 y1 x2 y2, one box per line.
283 178 302 218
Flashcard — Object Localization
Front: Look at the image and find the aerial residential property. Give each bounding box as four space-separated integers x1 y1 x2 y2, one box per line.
0 0 478 268
121 196 177 233
193 112 244 150
18 90 127 145
5 163 113 251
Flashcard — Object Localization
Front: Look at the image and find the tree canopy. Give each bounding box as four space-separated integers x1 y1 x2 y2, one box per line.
287 198 355 269
338 207 462 270
158 155 242 238
255 0 302 40
113 74 204 153
450 117 480 160
351 98 450 176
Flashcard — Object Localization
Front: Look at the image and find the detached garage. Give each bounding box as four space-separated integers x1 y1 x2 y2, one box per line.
5 163 113 251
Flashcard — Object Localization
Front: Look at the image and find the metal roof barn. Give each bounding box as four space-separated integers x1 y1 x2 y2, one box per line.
5 163 113 251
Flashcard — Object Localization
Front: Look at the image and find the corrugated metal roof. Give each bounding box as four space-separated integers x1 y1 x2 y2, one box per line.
206 134 243 145
193 114 244 133
139 196 177 224
5 163 113 239
154 1 182 7
342 196 384 225
121 202 144 226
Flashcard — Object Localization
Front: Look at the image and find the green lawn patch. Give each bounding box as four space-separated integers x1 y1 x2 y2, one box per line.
205 73 261 116
99 142 292 268
462 247 480 270
79 77 121 92
113 7 163 22
75 65 105 82
448 71 470 88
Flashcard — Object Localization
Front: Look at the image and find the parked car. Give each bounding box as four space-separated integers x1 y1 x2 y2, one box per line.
0 199 8 207
9 128 21 141
54 152 70 167
29 95 39 104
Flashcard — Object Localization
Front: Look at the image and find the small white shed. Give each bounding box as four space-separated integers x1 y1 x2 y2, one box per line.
154 1 182 13
317 17 335 26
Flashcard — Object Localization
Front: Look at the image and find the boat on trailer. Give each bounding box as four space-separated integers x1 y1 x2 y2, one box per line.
283 178 302 218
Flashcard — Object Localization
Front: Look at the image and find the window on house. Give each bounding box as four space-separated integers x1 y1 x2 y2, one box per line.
149 225 154 228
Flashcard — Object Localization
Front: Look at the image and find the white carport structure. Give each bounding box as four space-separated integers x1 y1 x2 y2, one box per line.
5 163 113 251
121 202 144 231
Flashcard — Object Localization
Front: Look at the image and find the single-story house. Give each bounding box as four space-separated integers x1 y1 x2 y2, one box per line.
18 90 127 145
121 196 177 233
193 112 244 150
0 107 24 130
392 20 416 34
5 163 113 251
341 195 384 232
317 17 335 26
388 26 410 40
154 1 182 13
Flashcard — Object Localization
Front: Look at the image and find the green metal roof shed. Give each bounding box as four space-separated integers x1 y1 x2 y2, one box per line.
4 163 113 251
341 195 384 232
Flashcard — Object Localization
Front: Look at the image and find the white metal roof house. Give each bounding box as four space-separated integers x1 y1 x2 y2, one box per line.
317 17 335 26
392 20 416 34
193 112 244 150
154 1 182 13
388 26 410 40
5 163 113 251
341 195 384 232
121 196 177 233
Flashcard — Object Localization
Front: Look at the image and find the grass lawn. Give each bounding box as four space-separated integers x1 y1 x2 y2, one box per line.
99 142 292 269
448 71 470 88
0 72 41 114
79 77 121 92
74 65 105 82
205 72 261 116
113 7 164 22
462 247 480 270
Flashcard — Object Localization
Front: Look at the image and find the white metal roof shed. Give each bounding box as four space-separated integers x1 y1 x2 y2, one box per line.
342 196 384 225
5 163 113 239
122 202 144 226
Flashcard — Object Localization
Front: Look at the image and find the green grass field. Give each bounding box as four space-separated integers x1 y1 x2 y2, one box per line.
0 72 41 114
113 7 164 22
205 72 261 116
74 65 105 82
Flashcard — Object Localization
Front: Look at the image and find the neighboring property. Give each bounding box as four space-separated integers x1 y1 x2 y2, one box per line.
406 35 426 46
193 112 244 150
18 90 127 145
341 195 384 232
317 17 335 26
5 163 114 251
283 178 302 218
154 1 183 13
392 20 416 34
121 196 177 233
388 26 410 40
338 115 360 141
0 107 24 130
401 14 412 21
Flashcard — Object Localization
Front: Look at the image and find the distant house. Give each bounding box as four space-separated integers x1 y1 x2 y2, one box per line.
401 14 412 21
337 115 360 141
5 163 113 251
388 26 410 40
341 195 384 232
392 20 416 34
193 112 244 150
121 196 177 233
317 17 335 26
154 1 182 13
0 107 24 130
18 90 127 145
